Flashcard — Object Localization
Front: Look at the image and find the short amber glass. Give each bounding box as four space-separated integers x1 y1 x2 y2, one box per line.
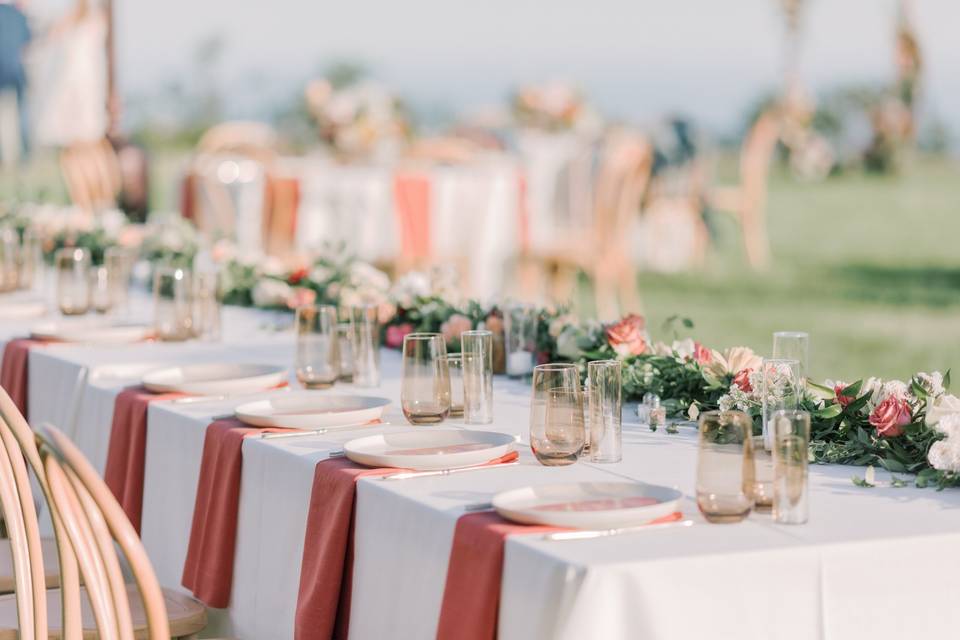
400 333 451 424
696 410 755 523
295 304 340 389
529 363 585 466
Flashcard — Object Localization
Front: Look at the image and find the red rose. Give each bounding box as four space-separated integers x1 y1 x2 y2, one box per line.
693 341 712 365
385 323 414 349
868 396 912 437
733 368 753 393
834 384 854 407
287 267 309 285
606 314 648 357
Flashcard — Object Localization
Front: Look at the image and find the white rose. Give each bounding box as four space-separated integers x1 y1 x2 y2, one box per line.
671 338 696 360
261 257 286 277
349 262 390 292
251 278 292 308
927 394 960 427
928 415 960 472
310 265 335 284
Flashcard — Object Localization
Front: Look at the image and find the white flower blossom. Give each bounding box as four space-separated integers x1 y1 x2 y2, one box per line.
251 278 291 308
927 394 960 426
671 338 696 360
915 372 945 399
389 271 431 308
928 414 960 472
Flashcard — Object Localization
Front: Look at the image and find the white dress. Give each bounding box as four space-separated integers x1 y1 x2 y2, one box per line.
32 11 107 147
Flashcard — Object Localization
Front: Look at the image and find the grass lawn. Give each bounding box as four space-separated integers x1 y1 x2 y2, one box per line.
638 156 960 382
3 151 958 383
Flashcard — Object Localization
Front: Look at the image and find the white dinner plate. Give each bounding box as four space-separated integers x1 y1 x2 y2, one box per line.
493 481 682 529
344 429 515 471
0 300 47 321
142 363 288 395
235 392 390 429
30 320 153 344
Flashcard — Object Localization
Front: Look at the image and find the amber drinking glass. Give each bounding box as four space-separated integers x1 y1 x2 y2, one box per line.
696 410 755 523
192 271 222 341
529 363 585 466
757 358 800 508
295 304 340 389
445 353 464 418
153 266 194 341
56 248 91 315
772 410 810 525
401 333 451 424
104 246 133 315
89 266 112 314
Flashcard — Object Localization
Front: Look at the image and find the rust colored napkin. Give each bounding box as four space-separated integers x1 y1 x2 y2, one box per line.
436 509 683 640
294 451 519 640
103 386 184 533
182 418 295 608
0 338 45 420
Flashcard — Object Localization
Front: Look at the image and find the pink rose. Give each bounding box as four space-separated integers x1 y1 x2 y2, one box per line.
285 287 316 309
869 396 912 437
693 341 711 365
733 368 753 393
440 314 473 345
385 323 414 349
834 384 854 408
606 314 648 357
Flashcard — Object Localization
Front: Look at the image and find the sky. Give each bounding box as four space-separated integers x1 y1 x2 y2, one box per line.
102 0 960 137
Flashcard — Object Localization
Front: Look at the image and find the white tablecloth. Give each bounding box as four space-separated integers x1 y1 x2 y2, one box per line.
6 299 960 639
290 156 522 302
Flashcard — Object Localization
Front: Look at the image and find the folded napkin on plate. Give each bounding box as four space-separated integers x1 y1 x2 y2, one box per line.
294 451 517 640
182 418 295 608
436 509 682 640
0 338 46 420
103 386 185 533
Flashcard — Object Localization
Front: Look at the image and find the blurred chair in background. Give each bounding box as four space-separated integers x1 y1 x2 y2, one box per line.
709 108 780 269
184 121 289 256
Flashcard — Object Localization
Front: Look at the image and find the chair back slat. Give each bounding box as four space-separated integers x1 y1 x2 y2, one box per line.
43 457 122 640
37 424 171 639
0 386 86 638
0 418 40 640
72 467 136 639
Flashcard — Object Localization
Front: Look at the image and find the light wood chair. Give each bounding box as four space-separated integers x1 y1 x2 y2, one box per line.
516 129 653 319
708 109 781 269
0 388 208 639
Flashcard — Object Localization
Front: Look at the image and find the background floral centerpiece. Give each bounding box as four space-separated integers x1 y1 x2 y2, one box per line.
305 76 410 161
511 80 601 133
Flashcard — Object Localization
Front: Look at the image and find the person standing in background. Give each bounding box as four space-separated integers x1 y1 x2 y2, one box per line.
32 0 118 211
0 0 31 168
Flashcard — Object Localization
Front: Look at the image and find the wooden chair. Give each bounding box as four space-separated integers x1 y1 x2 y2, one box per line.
0 388 208 638
516 129 653 319
708 109 781 269
61 139 123 213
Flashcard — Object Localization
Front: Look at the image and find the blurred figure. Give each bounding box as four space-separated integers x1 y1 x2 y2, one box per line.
33 0 118 210
0 0 31 168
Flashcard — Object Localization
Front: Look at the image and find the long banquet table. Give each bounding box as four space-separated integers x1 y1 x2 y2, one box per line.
3 299 960 639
